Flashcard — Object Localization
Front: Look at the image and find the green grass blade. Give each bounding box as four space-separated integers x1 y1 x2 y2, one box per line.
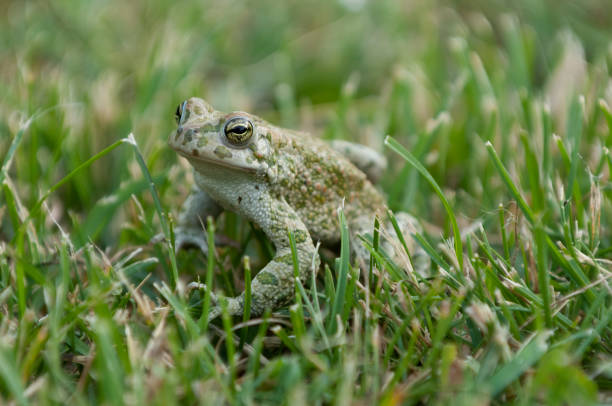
239 256 252 350
200 216 217 331
485 140 535 224
26 138 125 223
565 96 584 201
327 207 350 334
385 136 464 272
488 331 551 397
0 344 28 406
533 225 552 327
125 134 179 287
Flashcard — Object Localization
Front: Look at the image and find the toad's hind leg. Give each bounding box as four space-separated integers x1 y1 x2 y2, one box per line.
348 214 380 269
330 140 387 184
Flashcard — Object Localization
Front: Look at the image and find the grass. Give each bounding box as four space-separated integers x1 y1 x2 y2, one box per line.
1 0 612 404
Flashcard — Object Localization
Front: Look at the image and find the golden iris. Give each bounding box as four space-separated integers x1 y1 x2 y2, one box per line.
224 117 253 145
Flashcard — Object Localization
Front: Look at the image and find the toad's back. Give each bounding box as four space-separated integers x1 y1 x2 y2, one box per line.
267 129 387 244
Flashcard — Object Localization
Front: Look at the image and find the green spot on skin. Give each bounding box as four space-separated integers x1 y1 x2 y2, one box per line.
249 142 266 160
293 230 309 243
257 271 279 285
214 145 232 159
200 124 217 132
273 253 294 265
191 105 203 116
197 137 208 147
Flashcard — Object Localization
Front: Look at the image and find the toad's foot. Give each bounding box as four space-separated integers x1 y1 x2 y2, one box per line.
186 281 218 303
187 282 244 322
206 298 243 322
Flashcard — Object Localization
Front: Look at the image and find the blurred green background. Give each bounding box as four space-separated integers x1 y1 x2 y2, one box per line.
2 0 611 249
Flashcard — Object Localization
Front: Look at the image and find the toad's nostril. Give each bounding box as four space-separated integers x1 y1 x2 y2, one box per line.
174 127 184 141
184 129 195 142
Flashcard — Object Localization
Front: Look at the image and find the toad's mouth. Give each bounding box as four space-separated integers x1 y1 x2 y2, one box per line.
173 147 258 174
169 127 262 174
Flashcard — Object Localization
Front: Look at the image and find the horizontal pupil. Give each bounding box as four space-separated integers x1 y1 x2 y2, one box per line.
224 118 253 144
231 125 247 134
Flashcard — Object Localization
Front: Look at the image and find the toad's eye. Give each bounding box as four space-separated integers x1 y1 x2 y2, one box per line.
224 117 253 146
175 102 184 124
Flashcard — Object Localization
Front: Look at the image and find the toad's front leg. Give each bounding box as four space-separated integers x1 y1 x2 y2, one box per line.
207 198 319 320
174 181 222 254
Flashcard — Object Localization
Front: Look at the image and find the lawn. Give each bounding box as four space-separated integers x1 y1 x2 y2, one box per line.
1 0 611 404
